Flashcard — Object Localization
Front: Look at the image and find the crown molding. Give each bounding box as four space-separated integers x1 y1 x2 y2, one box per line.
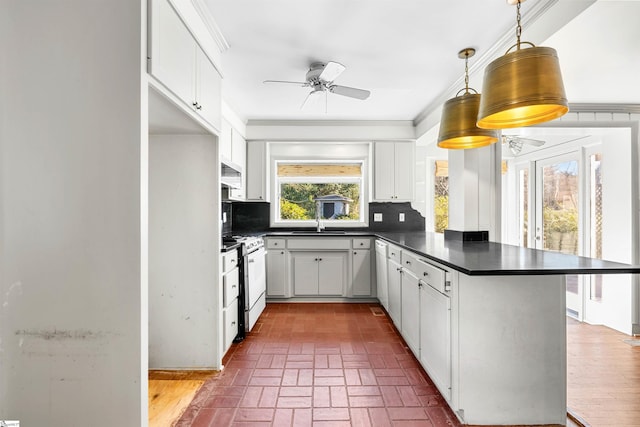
247 120 415 127
568 103 640 114
413 0 560 128
191 0 230 52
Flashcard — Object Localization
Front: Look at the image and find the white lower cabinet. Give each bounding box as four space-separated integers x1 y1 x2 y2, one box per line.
222 250 239 354
400 269 420 355
352 249 372 297
291 251 347 296
375 240 389 310
387 257 402 329
419 280 451 402
266 239 287 297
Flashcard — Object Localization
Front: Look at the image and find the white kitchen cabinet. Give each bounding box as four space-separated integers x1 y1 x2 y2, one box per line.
400 268 420 355
149 0 221 130
221 250 239 354
228 130 247 200
266 239 287 298
246 141 269 201
352 249 372 297
374 141 415 201
220 119 233 161
387 256 402 329
375 240 389 310
291 251 347 296
420 279 451 402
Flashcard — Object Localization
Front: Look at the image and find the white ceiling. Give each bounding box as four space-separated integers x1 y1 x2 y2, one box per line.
203 0 640 124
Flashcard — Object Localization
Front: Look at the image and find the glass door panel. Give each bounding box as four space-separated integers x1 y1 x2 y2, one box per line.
535 154 582 318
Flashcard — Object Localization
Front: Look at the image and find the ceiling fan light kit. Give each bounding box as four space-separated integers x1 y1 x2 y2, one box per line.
437 48 499 149
476 0 568 129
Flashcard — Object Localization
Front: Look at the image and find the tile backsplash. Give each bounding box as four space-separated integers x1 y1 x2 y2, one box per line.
231 201 424 232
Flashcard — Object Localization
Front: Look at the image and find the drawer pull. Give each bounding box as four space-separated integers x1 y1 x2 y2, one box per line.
360 242 364 246
231 321 236 325
232 285 236 288
405 260 411 265
423 272 429 276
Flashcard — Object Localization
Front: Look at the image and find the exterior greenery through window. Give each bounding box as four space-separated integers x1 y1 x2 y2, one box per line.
434 160 449 233
277 162 363 223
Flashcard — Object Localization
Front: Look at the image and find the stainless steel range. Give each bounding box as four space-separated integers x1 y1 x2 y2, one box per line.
224 235 266 340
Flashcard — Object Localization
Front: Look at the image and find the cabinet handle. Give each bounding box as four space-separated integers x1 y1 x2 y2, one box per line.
232 285 236 288
231 321 236 325
231 259 236 264
391 252 395 256
259 196 263 199
314 258 318 261
397 267 402 272
360 242 364 246
318 258 322 261
249 259 255 263
280 251 284 255
354 251 357 255
405 261 411 265
423 272 429 276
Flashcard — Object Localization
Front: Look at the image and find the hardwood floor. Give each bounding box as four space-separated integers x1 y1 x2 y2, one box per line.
148 307 640 426
148 370 218 427
567 318 640 426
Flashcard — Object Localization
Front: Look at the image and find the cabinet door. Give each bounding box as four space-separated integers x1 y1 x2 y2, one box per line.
246 141 267 201
196 47 221 130
374 142 396 200
149 0 195 107
375 241 389 309
318 252 346 296
228 132 247 200
266 248 287 297
387 258 402 329
401 270 420 355
352 249 372 296
292 253 319 295
420 283 451 402
394 142 415 201
220 119 233 161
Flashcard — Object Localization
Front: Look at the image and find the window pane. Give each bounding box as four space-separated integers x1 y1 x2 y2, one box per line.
519 168 529 248
280 183 360 221
434 161 448 233
589 153 603 301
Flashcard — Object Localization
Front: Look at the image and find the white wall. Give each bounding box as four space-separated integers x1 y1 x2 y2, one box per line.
0 1 147 425
149 134 221 369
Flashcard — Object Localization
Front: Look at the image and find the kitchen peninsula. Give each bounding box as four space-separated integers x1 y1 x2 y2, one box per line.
262 230 640 425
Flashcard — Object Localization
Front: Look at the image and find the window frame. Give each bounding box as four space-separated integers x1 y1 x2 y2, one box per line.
273 159 367 228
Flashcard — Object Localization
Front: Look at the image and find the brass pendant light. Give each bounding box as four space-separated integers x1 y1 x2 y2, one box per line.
477 0 568 129
437 48 499 149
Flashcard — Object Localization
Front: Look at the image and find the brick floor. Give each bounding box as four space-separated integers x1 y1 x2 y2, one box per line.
176 303 461 426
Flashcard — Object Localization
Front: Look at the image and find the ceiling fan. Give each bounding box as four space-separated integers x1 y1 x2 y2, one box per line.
502 135 545 155
263 61 371 110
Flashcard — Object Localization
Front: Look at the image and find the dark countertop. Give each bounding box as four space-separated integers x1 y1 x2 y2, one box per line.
260 230 640 276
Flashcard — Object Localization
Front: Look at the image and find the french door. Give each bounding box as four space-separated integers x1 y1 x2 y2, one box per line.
533 153 583 318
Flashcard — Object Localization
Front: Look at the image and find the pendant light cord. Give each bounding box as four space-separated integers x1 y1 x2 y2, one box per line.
464 52 470 94
516 0 522 50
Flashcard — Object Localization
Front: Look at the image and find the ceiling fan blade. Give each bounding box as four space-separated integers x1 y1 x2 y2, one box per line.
519 137 545 147
502 135 545 147
329 85 371 100
263 80 309 87
301 90 324 110
318 61 346 82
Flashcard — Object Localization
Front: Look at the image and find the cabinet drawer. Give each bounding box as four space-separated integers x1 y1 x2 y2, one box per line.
352 238 371 249
223 271 240 307
267 238 285 249
387 244 402 263
416 259 446 293
401 250 420 276
223 251 238 273
287 238 351 250
223 302 238 351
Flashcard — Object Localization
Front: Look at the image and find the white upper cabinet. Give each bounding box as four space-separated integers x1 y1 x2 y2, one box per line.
374 141 415 202
196 46 221 130
149 0 221 131
246 141 269 202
